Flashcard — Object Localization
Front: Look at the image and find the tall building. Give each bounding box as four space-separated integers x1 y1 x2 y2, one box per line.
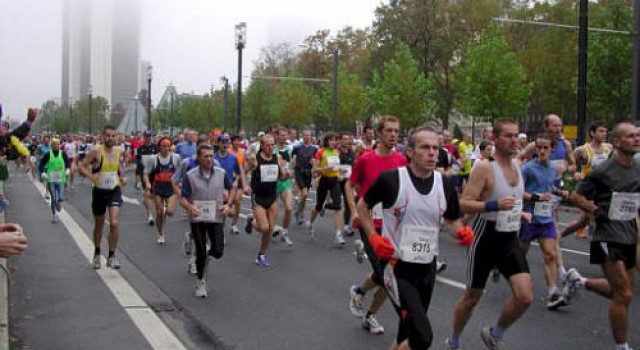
61 0 141 116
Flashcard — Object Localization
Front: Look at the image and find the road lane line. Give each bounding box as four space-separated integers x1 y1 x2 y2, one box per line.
32 180 187 350
436 276 467 290
531 241 590 256
122 195 141 206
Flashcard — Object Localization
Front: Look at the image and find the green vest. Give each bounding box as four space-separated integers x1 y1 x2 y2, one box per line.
46 150 66 183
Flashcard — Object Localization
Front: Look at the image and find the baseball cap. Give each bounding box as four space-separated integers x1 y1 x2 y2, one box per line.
517 133 527 140
218 134 230 142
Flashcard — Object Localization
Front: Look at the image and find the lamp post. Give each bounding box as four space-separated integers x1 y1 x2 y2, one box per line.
146 65 153 131
134 95 139 133
69 97 74 133
170 90 175 137
87 85 93 135
222 76 229 131
331 49 339 131
235 22 246 133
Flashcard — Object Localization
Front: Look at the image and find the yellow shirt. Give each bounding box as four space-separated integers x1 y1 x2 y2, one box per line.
93 145 121 189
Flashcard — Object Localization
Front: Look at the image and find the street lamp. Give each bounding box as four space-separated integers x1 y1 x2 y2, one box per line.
134 94 139 133
87 85 93 135
221 76 229 131
146 65 153 131
235 22 246 133
330 49 339 131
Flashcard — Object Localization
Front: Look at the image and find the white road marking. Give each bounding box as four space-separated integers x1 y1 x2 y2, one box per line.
32 180 187 350
436 276 467 290
531 241 590 256
122 195 141 206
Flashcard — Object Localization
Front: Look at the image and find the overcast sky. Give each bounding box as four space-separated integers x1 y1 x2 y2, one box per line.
0 0 381 121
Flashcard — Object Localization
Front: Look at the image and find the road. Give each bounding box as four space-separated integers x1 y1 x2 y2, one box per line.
4 171 639 349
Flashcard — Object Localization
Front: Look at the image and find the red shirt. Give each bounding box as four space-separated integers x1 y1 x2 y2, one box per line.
130 139 144 159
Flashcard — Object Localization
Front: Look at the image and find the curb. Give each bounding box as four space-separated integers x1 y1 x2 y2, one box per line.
0 180 7 350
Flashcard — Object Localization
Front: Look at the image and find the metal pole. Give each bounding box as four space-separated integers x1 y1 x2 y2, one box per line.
135 99 138 133
223 78 229 131
577 0 588 145
170 92 174 137
147 78 152 130
332 49 338 131
237 45 243 133
69 101 72 133
88 93 92 135
633 0 640 121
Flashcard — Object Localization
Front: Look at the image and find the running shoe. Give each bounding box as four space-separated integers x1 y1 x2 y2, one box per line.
295 211 304 225
157 234 165 245
182 232 192 256
245 217 254 234
44 193 50 200
92 254 102 269
271 225 283 239
491 269 500 283
195 279 208 298
436 259 448 274
546 293 567 310
480 326 506 350
107 255 121 269
231 224 240 235
562 268 583 302
334 231 346 245
51 214 59 224
305 222 314 237
281 233 294 246
444 338 461 350
355 239 366 263
362 314 384 334
255 254 269 268
148 216 155 226
342 225 354 237
188 256 197 275
349 285 365 318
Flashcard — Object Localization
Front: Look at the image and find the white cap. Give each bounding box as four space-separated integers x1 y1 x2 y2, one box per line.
517 133 527 140
257 131 265 137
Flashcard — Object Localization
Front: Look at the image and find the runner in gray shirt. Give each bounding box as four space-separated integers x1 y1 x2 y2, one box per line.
565 121 640 350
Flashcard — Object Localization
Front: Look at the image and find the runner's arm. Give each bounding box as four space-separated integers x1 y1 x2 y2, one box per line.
564 140 577 174
570 175 597 214
460 160 490 214
77 149 97 180
517 142 536 163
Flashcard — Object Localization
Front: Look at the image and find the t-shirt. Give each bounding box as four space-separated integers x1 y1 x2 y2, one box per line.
457 141 474 175
576 157 640 244
315 148 340 178
292 143 317 170
350 151 408 199
215 152 241 187
364 167 460 221
522 159 558 224
175 141 197 160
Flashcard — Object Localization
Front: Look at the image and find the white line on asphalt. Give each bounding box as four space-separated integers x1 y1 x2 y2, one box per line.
436 276 467 290
32 180 187 350
122 195 141 206
531 241 590 256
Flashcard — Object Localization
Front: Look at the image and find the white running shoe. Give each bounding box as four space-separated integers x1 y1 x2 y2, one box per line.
231 224 240 235
157 234 165 245
51 214 59 223
195 279 208 298
188 256 197 275
148 216 155 226
334 231 346 245
106 255 121 269
92 254 102 269
281 232 293 246
349 285 365 318
362 313 384 334
182 232 192 255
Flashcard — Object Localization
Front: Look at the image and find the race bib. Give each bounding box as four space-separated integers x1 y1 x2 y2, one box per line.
97 172 118 190
533 200 552 217
338 165 352 179
398 225 438 264
193 200 217 222
496 200 523 232
326 156 340 169
260 164 279 182
608 192 640 221
49 171 63 183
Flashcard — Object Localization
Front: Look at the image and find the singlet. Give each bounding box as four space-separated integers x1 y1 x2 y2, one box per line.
46 150 66 183
483 159 524 222
152 154 177 183
250 152 279 196
579 143 612 176
316 148 340 178
65 142 78 158
381 168 446 263
92 145 121 190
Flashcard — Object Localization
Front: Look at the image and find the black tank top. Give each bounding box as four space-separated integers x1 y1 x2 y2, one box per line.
251 152 279 196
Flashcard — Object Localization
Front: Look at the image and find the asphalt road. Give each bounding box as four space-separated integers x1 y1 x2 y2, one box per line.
5 171 640 350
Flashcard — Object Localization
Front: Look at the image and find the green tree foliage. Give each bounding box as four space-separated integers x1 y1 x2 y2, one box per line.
269 76 318 128
454 28 531 121
368 44 436 129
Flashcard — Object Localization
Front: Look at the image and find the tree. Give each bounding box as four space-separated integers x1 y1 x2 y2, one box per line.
454 28 531 121
268 75 319 129
368 44 436 129
316 64 368 131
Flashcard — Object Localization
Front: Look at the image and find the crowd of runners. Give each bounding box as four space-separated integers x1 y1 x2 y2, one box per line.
4 110 640 350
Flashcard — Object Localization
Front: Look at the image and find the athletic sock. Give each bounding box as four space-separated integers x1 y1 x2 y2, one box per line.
355 286 366 296
448 333 461 348
94 247 100 255
548 284 559 297
108 250 115 258
491 325 505 339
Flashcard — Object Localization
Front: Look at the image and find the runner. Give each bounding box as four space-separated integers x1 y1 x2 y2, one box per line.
36 136 51 200
346 115 407 335
338 132 356 237
175 129 197 160
177 144 232 298
63 136 79 190
355 125 375 156
228 135 249 235
243 133 285 267
560 121 612 240
136 131 158 226
519 133 570 310
446 119 533 350
456 132 474 191
144 137 180 244
292 129 317 225
564 121 640 350
39 138 71 223
78 125 127 270
213 134 244 238
358 125 472 350
306 132 345 245
272 127 295 246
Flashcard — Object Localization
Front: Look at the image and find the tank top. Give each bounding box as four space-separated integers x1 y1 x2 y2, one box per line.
251 152 279 196
483 159 524 222
46 150 66 183
153 154 176 183
381 168 446 263
93 145 121 190
581 143 611 176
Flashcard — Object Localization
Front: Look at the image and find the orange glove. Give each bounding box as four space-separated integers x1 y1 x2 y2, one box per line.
456 226 474 246
369 234 395 260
